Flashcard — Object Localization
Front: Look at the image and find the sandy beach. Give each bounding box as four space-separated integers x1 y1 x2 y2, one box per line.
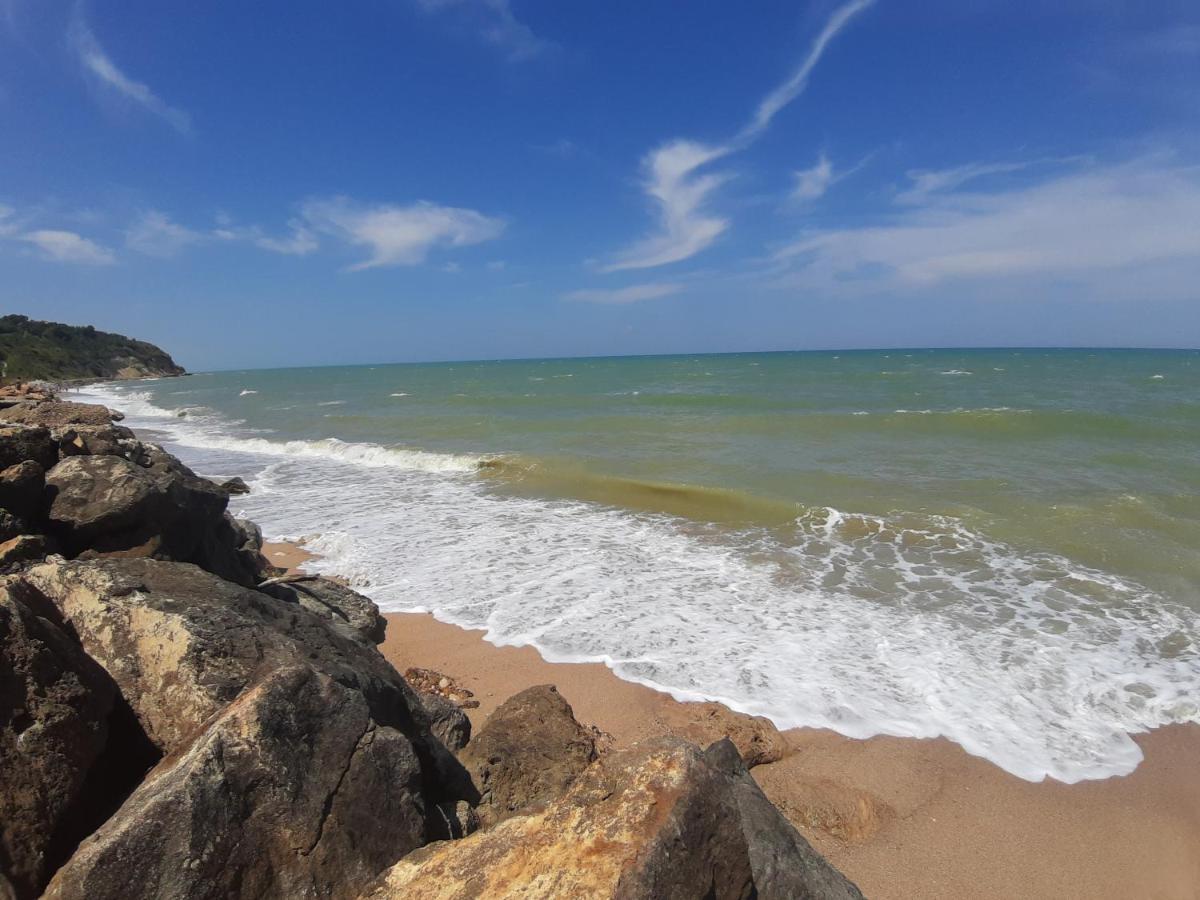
262 539 1200 900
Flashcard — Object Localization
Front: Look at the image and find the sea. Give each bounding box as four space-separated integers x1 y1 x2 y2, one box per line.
74 348 1200 784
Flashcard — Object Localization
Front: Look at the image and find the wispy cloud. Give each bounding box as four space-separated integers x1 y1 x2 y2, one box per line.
792 153 836 202
414 0 550 61
300 197 505 270
125 210 203 257
20 229 115 264
563 282 684 304
772 156 1200 300
605 0 873 272
69 13 191 133
896 160 1032 205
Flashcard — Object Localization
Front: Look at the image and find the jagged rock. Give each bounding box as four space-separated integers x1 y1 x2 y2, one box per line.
0 402 117 428
403 667 479 709
20 558 474 827
367 737 864 900
671 701 789 768
52 424 139 461
44 665 429 900
458 684 597 828
0 580 115 899
0 461 44 522
0 426 57 471
0 535 49 568
415 691 472 753
43 454 261 586
260 575 387 646
216 476 250 495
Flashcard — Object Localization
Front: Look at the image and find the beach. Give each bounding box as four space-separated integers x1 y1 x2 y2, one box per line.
265 537 1200 900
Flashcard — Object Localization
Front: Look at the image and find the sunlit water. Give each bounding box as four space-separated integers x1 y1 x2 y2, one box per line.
77 349 1200 782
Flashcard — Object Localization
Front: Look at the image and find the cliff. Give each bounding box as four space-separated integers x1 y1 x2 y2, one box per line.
0 315 185 384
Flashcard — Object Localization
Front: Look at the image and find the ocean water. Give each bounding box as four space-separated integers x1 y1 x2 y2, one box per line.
75 349 1200 783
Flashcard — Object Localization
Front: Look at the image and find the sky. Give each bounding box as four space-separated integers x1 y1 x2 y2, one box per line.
2 0 1199 370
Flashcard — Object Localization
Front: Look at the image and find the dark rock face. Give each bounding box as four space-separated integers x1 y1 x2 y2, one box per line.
458 684 597 828
0 426 57 472
0 401 117 428
0 461 44 523
260 575 388 646
44 665 429 900
370 736 865 900
415 691 472 753
0 580 115 900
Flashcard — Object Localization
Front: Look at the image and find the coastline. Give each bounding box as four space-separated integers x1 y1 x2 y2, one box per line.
267 539 1200 899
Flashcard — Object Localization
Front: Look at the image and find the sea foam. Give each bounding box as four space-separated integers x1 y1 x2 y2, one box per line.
76 381 1200 784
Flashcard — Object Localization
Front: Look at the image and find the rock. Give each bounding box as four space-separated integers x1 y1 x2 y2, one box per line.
21 558 474 819
0 426 58 471
52 424 139 461
0 579 115 899
0 510 28 543
415 691 472 753
367 737 864 900
671 701 789 768
215 476 251 495
458 685 597 828
403 667 479 709
0 535 49 568
43 454 262 586
0 461 45 522
44 665 430 900
0 401 117 428
259 575 387 646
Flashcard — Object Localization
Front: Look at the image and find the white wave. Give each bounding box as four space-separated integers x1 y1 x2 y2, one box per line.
390 392 410 397
941 369 973 375
1151 374 1165 380
76 379 1200 784
239 389 258 396
317 400 345 406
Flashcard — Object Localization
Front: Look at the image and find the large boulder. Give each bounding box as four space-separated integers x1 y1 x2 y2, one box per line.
415 691 472 753
0 426 57 471
21 558 473 821
44 665 429 900
259 575 387 646
0 580 115 899
43 453 262 586
0 401 118 428
458 684 597 828
0 535 49 569
367 737 864 900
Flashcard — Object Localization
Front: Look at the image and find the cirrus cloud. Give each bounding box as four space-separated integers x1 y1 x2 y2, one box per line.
562 282 683 304
20 229 115 265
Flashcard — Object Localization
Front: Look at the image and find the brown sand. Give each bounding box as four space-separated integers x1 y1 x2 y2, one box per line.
264 542 1200 899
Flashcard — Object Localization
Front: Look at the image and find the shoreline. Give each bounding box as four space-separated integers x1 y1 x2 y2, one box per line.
266 539 1200 899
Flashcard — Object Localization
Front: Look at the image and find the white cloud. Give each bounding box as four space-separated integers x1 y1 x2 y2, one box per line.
603 140 731 272
897 161 1031 205
563 282 683 304
606 0 873 272
20 229 115 265
792 154 836 202
772 157 1200 300
69 15 191 134
300 197 505 270
125 210 202 257
414 0 550 61
486 259 507 270
0 204 15 236
252 221 318 256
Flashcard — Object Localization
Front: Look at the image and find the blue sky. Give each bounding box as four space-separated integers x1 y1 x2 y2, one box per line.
2 0 1199 370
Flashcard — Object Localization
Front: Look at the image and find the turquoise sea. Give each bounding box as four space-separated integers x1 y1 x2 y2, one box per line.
78 348 1200 783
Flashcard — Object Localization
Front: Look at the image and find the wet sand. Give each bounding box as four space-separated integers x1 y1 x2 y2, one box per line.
265 541 1200 899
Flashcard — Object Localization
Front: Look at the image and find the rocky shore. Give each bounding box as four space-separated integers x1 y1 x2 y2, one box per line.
0 384 864 898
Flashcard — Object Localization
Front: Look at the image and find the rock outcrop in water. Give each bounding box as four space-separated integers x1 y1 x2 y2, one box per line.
0 384 864 899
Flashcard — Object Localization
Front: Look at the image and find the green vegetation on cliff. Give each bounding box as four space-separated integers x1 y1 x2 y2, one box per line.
0 315 185 383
